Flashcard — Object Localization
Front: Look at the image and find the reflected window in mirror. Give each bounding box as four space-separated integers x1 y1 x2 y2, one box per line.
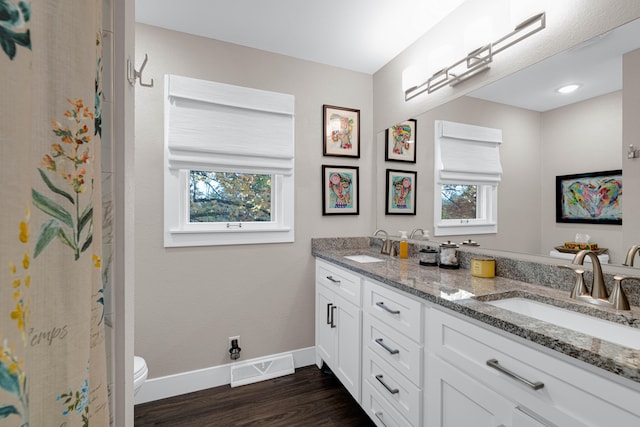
434 120 502 236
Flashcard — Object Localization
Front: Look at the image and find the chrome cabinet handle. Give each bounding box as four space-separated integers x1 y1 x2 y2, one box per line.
374 411 388 427
376 301 400 315
326 275 340 283
375 374 399 394
486 359 544 390
326 303 333 325
375 338 399 355
330 305 337 328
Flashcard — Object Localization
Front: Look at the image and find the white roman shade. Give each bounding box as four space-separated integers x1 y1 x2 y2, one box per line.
163 74 295 247
165 74 294 174
435 120 502 184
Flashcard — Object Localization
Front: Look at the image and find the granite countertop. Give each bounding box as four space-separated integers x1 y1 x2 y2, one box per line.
312 238 640 386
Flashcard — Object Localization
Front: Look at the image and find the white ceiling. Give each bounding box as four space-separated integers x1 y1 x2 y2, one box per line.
135 0 466 74
469 18 640 112
135 2 640 111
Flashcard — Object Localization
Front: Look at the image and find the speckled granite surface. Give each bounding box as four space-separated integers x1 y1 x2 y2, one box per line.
312 237 640 386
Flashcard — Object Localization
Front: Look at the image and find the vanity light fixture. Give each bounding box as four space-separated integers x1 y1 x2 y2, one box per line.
404 12 546 101
556 83 581 94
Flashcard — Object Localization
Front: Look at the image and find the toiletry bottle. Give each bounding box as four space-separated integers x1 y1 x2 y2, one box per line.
399 231 409 259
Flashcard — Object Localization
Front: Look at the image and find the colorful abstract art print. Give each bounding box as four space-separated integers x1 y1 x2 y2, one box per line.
385 119 417 162
323 105 360 158
556 170 622 224
386 169 417 215
322 165 359 215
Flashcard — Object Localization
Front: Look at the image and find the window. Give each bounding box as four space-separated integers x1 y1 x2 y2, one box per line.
189 171 272 223
164 75 295 247
434 120 502 236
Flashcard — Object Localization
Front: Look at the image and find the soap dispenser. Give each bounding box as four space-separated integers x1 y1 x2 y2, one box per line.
399 231 409 259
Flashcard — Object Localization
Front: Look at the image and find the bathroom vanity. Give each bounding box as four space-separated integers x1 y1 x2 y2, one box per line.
313 238 640 427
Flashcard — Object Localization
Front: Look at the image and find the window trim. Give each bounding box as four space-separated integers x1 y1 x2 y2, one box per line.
164 75 295 247
434 182 498 236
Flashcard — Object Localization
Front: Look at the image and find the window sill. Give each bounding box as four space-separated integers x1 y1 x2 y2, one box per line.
169 226 292 234
434 222 497 236
165 227 294 247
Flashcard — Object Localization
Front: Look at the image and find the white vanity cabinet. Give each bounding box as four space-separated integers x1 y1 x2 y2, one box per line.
315 260 362 402
314 257 640 427
426 308 640 427
361 279 424 426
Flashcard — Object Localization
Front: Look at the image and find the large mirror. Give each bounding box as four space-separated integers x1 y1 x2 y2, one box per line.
375 18 640 267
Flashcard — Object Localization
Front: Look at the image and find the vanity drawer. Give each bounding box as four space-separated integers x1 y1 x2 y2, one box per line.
364 280 422 342
363 314 422 386
316 259 361 306
429 308 640 427
362 379 414 427
363 347 422 426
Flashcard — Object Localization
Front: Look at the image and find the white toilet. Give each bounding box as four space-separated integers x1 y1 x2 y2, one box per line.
133 356 148 396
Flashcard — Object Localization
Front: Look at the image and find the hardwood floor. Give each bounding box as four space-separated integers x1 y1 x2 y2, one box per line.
134 365 376 426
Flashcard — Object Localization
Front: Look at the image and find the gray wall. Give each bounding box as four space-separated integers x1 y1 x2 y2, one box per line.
135 24 374 378
541 92 623 262
375 96 543 255
623 49 640 257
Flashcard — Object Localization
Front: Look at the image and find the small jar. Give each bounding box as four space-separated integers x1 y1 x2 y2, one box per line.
419 248 438 266
439 241 459 269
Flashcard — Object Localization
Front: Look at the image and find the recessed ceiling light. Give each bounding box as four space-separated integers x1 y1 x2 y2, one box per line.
556 84 582 94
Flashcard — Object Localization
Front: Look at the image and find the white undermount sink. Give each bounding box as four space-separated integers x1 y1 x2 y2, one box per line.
487 297 640 350
343 255 384 263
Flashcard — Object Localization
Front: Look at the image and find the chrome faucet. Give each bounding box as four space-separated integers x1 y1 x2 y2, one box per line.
409 228 425 239
623 245 640 267
373 229 394 255
560 249 638 310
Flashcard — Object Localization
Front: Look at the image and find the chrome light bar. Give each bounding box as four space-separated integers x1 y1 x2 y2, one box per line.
404 12 546 101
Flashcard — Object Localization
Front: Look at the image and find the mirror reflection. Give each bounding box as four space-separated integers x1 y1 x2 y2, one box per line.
376 18 640 267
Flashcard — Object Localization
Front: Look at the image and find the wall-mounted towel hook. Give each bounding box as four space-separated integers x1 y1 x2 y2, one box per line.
127 53 154 88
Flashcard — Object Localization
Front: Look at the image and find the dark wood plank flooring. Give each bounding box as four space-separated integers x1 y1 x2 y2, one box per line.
134 365 375 426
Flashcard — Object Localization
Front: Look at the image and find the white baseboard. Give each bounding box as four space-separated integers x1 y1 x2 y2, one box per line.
135 346 316 404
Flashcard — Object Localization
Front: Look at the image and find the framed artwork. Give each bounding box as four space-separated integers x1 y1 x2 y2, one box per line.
556 169 622 225
322 165 359 215
385 119 417 162
386 169 416 215
323 104 360 158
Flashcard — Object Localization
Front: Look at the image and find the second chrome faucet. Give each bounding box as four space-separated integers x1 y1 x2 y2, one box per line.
561 249 639 310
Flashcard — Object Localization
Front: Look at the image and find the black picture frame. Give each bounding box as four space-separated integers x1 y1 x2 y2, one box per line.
385 119 417 163
385 169 417 215
555 169 622 225
322 165 360 215
322 105 360 158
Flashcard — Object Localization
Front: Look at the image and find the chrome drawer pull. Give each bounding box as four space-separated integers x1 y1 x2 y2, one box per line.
326 275 340 283
376 301 400 315
486 359 544 390
375 338 399 355
374 411 388 427
375 374 399 394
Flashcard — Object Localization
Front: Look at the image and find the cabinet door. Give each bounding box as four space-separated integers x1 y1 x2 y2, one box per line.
315 284 336 368
426 355 511 427
335 295 361 402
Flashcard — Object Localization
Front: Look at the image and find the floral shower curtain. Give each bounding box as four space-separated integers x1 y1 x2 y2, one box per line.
1 1 109 425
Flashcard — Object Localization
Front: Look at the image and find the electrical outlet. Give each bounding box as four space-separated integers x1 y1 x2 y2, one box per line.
228 335 240 348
